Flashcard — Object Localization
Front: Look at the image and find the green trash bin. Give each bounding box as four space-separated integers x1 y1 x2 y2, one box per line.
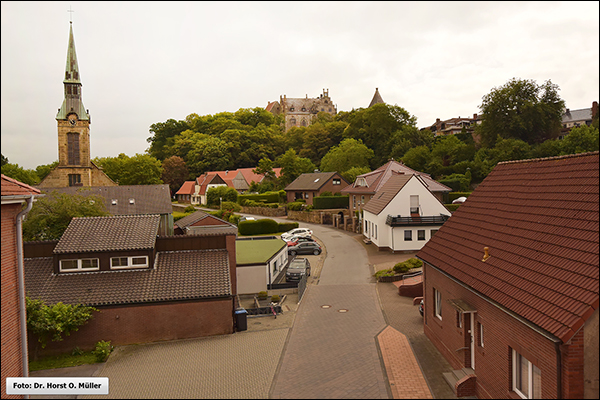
235 308 247 331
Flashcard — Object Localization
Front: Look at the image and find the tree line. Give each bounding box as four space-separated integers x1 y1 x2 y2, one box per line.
2 78 598 193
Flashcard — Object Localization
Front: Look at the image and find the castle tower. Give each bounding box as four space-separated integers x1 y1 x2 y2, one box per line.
369 88 384 107
39 22 116 188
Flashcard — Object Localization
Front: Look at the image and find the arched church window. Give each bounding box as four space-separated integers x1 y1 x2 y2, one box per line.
301 119 307 127
290 118 297 126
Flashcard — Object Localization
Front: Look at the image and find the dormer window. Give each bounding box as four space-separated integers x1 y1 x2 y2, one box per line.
301 107 306 111
355 178 367 187
111 256 148 269
129 198 135 205
111 199 118 205
290 107 295 111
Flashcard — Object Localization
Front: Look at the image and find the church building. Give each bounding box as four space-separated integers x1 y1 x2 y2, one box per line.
38 22 116 188
266 89 337 132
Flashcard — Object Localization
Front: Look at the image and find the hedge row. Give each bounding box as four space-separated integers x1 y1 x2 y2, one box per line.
313 195 349 210
238 192 280 205
238 219 299 235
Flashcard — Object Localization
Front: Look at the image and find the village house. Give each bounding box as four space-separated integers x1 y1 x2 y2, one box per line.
23 213 238 355
362 173 451 252
341 159 452 218
1 175 42 397
560 100 598 138
235 237 288 294
416 152 599 399
284 172 349 206
174 210 238 236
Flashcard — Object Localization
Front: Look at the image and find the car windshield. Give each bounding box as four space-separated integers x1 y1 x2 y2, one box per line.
289 261 306 269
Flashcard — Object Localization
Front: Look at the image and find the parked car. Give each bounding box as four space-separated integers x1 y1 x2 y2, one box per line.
285 236 316 246
281 227 313 241
286 258 311 281
239 216 256 222
288 241 322 256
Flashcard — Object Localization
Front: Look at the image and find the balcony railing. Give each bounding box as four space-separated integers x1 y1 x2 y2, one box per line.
386 214 450 227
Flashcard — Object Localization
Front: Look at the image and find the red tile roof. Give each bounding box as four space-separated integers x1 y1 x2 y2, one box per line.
362 174 413 215
417 152 599 343
176 181 196 195
1 174 41 197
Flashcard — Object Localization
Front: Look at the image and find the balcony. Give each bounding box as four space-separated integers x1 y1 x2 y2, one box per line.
386 214 450 227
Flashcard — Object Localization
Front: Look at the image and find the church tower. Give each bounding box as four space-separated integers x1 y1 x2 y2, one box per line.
39 22 116 188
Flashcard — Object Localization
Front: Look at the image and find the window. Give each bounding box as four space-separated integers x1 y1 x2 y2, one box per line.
374 225 377 239
67 132 80 165
431 229 439 237
60 258 99 272
434 288 442 320
512 350 541 399
456 311 463 328
364 220 368 234
301 119 307 127
111 256 148 269
410 195 419 214
333 179 341 185
290 117 296 126
418 230 426 241
478 322 484 347
353 195 356 208
361 195 365 205
68 174 81 187
404 230 412 241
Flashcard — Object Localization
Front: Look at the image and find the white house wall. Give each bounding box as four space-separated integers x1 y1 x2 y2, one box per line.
363 177 450 251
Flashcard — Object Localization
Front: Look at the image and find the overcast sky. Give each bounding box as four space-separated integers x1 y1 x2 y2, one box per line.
2 1 599 170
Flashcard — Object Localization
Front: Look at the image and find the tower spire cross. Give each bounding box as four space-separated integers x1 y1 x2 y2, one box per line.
67 6 74 23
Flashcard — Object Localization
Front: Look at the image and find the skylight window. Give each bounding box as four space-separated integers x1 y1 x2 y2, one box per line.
314 178 320 183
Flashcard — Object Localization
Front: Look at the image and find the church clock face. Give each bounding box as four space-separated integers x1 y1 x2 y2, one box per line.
68 115 77 126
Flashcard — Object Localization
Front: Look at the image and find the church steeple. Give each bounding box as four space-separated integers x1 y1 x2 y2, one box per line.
56 22 89 121
368 87 385 108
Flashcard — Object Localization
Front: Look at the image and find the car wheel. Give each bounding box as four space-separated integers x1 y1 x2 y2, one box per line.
307 268 311 276
290 250 296 256
313 249 319 255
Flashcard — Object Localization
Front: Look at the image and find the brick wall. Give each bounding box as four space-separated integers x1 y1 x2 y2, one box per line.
423 265 566 399
1 203 25 399
28 298 235 357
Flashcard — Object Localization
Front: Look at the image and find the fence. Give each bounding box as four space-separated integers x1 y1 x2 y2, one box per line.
297 274 308 302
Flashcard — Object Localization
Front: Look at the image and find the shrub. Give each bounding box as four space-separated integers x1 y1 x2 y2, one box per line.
92 340 113 362
207 186 238 207
320 191 333 197
257 291 268 300
287 202 305 211
313 195 349 209
221 201 242 212
278 222 299 232
393 261 412 274
71 347 83 356
374 269 395 278
229 214 241 225
305 205 314 212
271 295 281 303
445 204 461 212
183 205 196 213
238 192 279 205
238 218 279 235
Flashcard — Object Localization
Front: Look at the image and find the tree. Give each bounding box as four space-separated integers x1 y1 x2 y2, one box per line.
206 186 238 207
560 125 599 155
35 161 59 182
26 297 97 357
253 157 276 181
401 146 431 173
275 149 316 187
161 156 189 196
1 163 40 186
320 138 374 175
477 78 565 147
23 191 109 241
147 118 190 160
93 153 163 185
1 154 8 166
341 166 371 184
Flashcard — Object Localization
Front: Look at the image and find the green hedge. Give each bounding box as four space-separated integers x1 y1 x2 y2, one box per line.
313 195 349 209
448 192 472 203
243 200 280 208
286 202 305 211
238 219 280 235
445 204 461 212
278 222 299 232
238 192 280 205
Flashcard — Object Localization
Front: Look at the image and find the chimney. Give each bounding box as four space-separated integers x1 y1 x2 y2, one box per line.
473 113 478 120
592 101 599 119
482 247 490 262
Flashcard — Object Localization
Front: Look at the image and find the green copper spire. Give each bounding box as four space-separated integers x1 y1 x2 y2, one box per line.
64 22 81 84
57 22 89 121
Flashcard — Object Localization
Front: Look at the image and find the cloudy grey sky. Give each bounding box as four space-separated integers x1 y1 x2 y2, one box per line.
2 1 599 170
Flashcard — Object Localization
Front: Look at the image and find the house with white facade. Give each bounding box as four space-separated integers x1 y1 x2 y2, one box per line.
235 236 288 294
362 173 451 252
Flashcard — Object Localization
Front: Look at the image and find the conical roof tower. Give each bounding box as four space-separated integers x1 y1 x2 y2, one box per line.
56 22 89 121
368 88 384 107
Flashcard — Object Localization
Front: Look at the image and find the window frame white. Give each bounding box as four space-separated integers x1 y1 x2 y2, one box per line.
478 322 484 347
512 349 541 399
59 258 99 272
110 255 149 270
434 288 442 320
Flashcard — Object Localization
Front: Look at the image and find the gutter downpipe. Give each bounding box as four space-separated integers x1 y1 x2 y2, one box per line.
16 195 34 390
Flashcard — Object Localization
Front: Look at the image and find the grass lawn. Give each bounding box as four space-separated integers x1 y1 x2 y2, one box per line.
29 351 99 372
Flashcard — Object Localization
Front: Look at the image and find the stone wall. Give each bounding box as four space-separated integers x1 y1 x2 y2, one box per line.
240 206 287 217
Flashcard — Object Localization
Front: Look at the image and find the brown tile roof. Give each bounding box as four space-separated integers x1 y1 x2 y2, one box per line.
1 174 42 197
174 211 238 236
54 214 160 254
341 160 451 195
285 172 348 191
362 174 413 215
175 181 196 195
417 152 600 343
39 185 173 215
24 249 231 306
